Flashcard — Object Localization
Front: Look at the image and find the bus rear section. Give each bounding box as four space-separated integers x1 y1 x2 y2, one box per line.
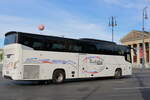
3 31 80 81
2 44 22 80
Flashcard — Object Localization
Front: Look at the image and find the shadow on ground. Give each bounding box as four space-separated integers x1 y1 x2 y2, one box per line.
12 76 131 86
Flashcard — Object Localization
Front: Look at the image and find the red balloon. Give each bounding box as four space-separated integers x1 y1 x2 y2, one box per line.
38 24 45 31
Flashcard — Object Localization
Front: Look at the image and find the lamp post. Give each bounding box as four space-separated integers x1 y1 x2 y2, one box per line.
142 7 148 69
109 16 117 42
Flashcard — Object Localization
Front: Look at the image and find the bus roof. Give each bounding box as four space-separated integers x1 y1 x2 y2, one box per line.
80 38 116 45
5 31 79 41
5 31 125 47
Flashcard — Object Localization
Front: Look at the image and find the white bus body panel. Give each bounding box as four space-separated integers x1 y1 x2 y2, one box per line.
2 44 23 80
79 54 132 78
22 49 79 80
3 44 132 80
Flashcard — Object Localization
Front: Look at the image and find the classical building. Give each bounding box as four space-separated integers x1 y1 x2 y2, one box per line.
120 30 150 68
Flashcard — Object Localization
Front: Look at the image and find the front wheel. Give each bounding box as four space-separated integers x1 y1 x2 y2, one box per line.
52 70 65 84
114 69 122 79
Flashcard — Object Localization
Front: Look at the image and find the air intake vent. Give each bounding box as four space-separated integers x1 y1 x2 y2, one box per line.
23 65 40 79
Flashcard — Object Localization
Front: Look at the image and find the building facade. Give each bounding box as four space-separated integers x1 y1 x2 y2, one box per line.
120 30 150 68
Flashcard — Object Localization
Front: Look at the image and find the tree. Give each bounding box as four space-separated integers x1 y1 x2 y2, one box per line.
0 53 3 62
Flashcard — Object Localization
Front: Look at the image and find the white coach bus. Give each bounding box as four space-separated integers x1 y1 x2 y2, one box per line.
2 31 132 83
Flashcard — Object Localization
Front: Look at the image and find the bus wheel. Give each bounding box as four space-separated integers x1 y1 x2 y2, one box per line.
52 70 65 84
114 69 122 79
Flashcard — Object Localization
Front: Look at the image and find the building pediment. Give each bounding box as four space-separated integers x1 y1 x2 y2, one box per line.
120 30 150 43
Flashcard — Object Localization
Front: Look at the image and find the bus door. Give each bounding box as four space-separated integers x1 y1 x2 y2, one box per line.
78 53 88 78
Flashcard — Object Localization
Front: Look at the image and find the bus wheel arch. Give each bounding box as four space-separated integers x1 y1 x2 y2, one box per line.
52 69 66 84
114 68 122 79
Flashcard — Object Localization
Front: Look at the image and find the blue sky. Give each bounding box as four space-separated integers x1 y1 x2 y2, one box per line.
0 0 150 48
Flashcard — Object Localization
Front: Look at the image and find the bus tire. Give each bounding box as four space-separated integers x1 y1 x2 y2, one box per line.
52 70 65 84
114 68 122 79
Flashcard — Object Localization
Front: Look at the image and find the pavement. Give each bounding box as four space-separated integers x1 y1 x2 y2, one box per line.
0 69 150 100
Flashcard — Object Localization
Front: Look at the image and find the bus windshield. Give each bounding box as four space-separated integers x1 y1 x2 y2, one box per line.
4 33 17 45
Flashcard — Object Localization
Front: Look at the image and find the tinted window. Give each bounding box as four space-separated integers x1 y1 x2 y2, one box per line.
21 36 32 47
20 35 45 50
83 44 97 53
14 32 131 55
96 43 114 55
32 41 43 50
68 41 96 53
69 44 82 52
51 43 65 51
4 33 17 45
72 45 82 52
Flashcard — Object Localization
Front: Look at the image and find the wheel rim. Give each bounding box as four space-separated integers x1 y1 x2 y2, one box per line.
117 71 120 76
115 70 121 78
56 73 63 82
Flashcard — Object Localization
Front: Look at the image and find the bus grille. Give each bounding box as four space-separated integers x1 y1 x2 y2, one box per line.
23 65 40 79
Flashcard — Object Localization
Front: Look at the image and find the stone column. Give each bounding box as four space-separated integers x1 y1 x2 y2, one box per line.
137 43 140 65
144 43 147 68
131 45 134 64
144 43 146 66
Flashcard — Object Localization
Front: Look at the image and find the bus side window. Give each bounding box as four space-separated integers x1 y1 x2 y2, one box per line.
24 41 29 46
69 44 82 52
67 40 82 53
96 44 112 55
73 45 82 52
32 41 43 50
21 36 33 48
51 43 65 51
118 49 124 55
82 44 97 53
46 43 52 51
31 37 45 50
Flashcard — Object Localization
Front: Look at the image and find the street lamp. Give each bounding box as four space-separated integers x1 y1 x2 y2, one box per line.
109 16 117 42
142 7 148 69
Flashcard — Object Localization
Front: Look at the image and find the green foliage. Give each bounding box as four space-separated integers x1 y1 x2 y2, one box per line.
0 53 3 61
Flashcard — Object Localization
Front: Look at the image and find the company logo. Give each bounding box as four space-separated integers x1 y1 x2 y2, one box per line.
83 56 104 65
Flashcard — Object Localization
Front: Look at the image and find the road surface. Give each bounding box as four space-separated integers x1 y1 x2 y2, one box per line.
0 69 150 100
